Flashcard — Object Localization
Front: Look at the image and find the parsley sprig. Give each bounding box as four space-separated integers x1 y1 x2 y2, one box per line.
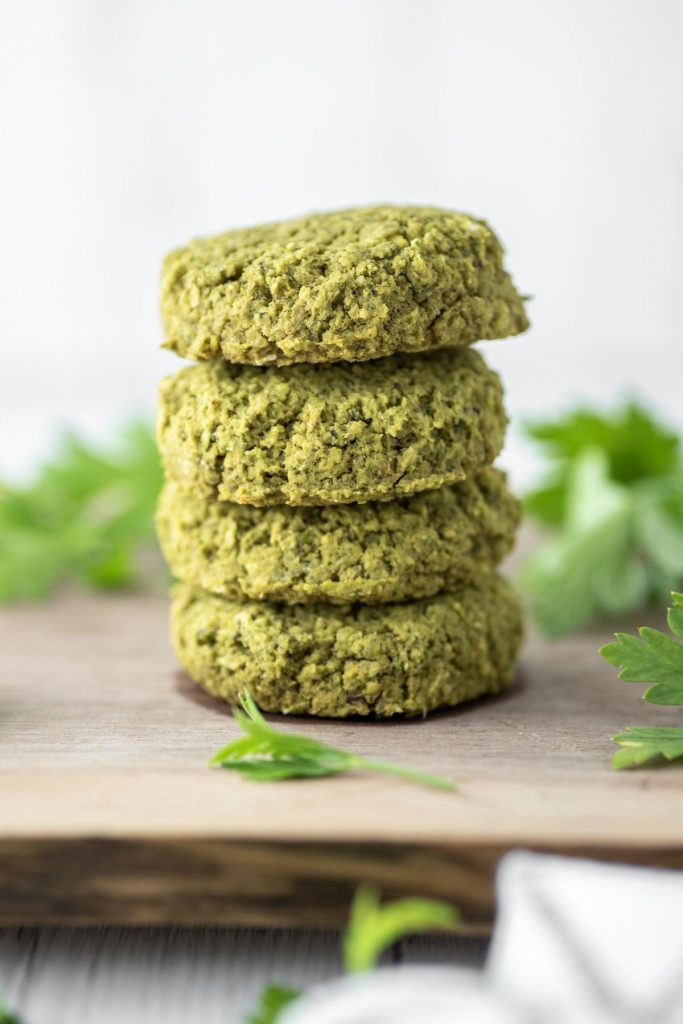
248 886 459 1022
0 994 20 1024
211 692 455 791
601 592 683 768
522 403 683 635
0 421 162 602
342 885 459 973
247 985 300 1024
609 727 683 769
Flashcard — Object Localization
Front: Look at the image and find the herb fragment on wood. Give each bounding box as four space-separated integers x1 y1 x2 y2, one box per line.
210 692 456 791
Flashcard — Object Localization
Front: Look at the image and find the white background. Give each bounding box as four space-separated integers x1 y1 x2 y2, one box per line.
1 0 681 484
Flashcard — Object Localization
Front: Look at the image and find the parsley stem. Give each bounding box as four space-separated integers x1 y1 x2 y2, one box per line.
352 757 456 792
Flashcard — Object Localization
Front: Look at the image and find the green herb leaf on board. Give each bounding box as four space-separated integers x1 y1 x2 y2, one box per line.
600 592 683 769
611 727 683 769
600 593 683 705
211 692 456 792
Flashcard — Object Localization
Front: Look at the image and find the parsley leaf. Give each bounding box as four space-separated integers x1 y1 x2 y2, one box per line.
0 421 163 602
600 592 683 769
522 403 683 634
210 692 456 792
343 886 459 974
246 984 300 1024
601 592 683 704
611 727 683 769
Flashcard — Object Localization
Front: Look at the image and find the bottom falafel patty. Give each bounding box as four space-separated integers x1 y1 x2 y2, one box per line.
171 573 523 718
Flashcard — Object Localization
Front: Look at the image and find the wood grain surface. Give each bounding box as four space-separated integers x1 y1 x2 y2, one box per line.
0 588 681 928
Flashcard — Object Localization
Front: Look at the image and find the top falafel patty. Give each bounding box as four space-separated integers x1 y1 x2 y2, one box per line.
161 205 528 366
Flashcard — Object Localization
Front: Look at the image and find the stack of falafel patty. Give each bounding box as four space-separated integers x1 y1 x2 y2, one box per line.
156 206 528 718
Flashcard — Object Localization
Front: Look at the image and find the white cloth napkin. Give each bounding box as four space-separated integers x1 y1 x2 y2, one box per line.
278 966 516 1024
282 851 683 1024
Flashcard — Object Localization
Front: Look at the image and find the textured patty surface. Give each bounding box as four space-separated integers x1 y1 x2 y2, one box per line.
157 469 520 605
170 573 524 718
156 347 506 506
161 205 528 365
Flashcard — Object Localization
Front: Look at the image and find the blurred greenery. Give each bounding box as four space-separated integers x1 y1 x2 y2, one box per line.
246 984 300 1024
0 994 20 1023
248 885 460 1021
0 420 163 602
521 402 683 635
4 402 683 634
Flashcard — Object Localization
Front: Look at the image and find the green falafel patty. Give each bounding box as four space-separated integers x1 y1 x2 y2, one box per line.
156 347 506 506
157 468 520 605
170 573 523 718
161 205 528 365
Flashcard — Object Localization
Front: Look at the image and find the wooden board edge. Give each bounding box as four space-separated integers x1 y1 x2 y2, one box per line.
0 836 681 928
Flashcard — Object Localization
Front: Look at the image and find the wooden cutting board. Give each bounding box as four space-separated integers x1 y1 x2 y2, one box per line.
0 587 681 931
